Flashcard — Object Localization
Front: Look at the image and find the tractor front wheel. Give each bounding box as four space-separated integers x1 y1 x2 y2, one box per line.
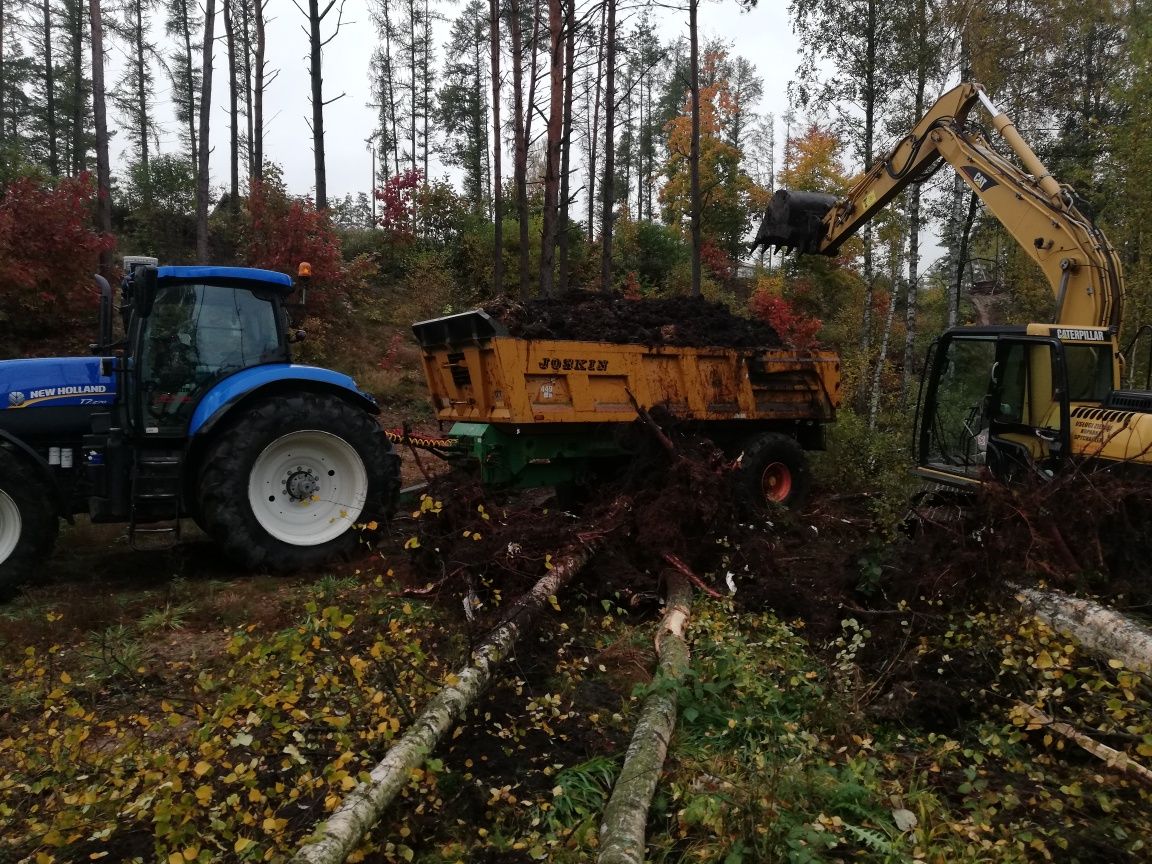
197 394 400 571
0 448 58 600
739 433 811 511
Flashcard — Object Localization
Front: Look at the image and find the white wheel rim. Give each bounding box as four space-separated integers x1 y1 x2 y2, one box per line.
247 430 370 547
0 488 21 566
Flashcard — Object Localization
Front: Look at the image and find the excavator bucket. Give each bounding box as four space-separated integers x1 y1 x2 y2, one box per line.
752 190 838 255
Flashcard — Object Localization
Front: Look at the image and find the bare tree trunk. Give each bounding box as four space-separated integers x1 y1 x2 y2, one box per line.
224 0 239 212
307 0 327 210
489 0 503 294
0 0 6 150
240 0 253 180
253 0 265 182
196 0 216 262
537 0 562 295
421 0 430 181
951 192 978 328
510 0 530 298
42 0 58 175
902 0 927 397
598 571 692 864
180 0 198 174
88 0 112 278
132 0 149 197
599 0 616 291
556 0 574 292
289 509 621 864
70 0 86 175
688 0 702 297
859 0 878 360
586 2 605 238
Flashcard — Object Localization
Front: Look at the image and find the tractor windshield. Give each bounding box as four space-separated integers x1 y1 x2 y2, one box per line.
138 283 283 431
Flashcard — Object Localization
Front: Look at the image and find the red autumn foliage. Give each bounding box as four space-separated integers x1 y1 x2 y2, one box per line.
749 290 823 350
0 173 115 338
375 168 423 240
244 180 343 311
700 238 734 284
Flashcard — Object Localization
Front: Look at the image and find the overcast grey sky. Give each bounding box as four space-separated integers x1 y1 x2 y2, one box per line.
107 0 802 205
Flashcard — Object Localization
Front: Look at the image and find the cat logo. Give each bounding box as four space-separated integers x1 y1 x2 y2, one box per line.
961 165 999 192
7 391 24 407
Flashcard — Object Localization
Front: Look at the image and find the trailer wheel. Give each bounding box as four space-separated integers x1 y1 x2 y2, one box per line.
197 393 400 571
739 433 811 510
0 448 58 600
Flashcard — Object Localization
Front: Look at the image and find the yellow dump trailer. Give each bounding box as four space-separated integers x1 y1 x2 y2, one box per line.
411 310 841 507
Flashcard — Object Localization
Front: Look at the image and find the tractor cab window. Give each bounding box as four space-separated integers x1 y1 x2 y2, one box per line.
138 283 283 431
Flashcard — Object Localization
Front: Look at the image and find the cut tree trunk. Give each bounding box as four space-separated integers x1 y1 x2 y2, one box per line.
598 570 692 864
1016 702 1152 786
1016 587 1152 673
290 504 625 864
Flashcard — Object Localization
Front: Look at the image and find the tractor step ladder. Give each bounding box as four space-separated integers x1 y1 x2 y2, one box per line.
129 451 184 551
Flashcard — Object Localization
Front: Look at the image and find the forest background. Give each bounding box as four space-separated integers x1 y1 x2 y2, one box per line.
0 0 1150 478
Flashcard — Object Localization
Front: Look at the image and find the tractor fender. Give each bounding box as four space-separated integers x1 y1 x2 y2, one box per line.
188 364 379 439
0 429 64 513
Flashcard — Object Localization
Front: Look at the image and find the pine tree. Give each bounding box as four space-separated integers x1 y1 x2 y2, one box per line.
164 0 202 171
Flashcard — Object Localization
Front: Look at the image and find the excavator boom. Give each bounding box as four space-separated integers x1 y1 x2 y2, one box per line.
755 83 1124 331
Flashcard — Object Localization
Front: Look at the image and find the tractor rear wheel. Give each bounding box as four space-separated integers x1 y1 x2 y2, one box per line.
738 433 811 511
0 448 58 600
197 393 400 571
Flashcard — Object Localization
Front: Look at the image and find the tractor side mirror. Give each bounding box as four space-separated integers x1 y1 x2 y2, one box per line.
134 265 158 318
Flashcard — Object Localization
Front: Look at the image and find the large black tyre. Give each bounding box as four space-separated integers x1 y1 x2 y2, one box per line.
738 432 811 511
197 393 400 571
0 447 59 601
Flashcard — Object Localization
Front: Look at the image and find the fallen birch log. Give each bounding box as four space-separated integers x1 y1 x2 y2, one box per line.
1016 702 1152 786
598 570 693 864
1015 586 1152 672
291 502 626 864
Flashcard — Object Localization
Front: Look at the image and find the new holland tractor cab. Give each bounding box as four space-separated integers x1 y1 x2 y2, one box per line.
0 257 399 598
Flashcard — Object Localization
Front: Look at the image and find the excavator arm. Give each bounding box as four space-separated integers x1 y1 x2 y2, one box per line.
755 82 1124 331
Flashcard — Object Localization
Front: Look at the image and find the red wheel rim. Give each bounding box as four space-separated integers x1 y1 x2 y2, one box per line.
761 461 792 503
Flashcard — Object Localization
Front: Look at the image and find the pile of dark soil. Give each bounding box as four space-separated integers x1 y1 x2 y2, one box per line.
484 291 781 348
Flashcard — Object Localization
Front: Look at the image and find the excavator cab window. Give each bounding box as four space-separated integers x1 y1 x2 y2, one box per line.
917 332 1070 485
1063 345 1113 402
920 335 999 477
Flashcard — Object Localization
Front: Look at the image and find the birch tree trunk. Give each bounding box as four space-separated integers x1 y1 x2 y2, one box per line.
290 507 623 864
598 571 692 864
1016 587 1152 673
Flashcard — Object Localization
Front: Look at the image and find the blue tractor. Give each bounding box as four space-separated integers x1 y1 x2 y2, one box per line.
0 257 400 598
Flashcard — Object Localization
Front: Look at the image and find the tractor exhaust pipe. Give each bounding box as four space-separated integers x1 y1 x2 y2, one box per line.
751 190 838 255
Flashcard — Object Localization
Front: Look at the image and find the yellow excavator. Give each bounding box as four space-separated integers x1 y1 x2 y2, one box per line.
754 81 1151 487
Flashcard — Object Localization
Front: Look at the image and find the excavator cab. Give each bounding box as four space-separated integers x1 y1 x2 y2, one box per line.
914 328 1071 486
